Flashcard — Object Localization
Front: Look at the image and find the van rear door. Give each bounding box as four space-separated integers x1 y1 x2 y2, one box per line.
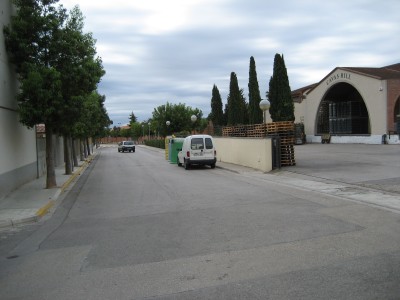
190 137 204 159
203 137 215 159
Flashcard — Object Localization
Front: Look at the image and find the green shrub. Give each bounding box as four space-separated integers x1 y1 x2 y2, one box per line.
145 139 165 149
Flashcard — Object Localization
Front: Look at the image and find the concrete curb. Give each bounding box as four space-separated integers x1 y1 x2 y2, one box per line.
35 200 55 218
40 154 95 215
60 156 91 193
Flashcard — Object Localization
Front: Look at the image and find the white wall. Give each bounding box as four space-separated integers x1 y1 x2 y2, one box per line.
0 110 37 174
214 137 272 172
0 1 38 198
0 1 17 110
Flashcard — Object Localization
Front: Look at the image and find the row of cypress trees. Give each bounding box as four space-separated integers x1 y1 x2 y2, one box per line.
209 54 295 126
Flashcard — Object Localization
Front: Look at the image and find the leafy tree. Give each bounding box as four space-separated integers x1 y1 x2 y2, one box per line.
227 72 247 125
73 92 111 153
4 0 67 188
129 122 142 140
4 0 106 185
248 56 263 124
120 128 130 138
268 54 295 122
56 6 105 174
209 84 224 126
152 102 203 136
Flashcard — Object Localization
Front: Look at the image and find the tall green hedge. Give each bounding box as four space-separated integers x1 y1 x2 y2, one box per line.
145 139 165 149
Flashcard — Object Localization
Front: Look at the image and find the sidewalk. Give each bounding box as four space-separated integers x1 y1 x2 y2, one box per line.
0 155 95 229
216 160 400 213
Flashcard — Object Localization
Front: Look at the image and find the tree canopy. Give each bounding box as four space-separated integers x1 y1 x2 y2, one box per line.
248 56 263 124
152 102 203 136
209 84 224 126
268 53 295 122
4 0 108 187
227 72 247 125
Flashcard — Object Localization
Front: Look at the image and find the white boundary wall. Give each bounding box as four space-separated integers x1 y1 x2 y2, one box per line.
213 137 272 172
0 1 38 198
306 134 400 144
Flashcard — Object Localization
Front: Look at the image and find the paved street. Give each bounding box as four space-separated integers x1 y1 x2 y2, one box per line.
0 145 399 299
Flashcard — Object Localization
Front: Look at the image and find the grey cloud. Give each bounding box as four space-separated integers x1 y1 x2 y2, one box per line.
71 0 400 125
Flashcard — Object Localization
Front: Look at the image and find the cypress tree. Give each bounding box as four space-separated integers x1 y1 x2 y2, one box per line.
239 88 249 124
210 84 224 126
227 72 246 125
248 56 263 124
223 102 229 126
268 54 295 122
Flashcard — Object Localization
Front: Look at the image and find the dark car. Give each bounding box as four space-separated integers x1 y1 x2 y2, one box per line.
118 141 135 152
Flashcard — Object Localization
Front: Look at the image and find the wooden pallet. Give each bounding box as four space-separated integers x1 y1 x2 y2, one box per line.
221 122 297 167
281 159 296 166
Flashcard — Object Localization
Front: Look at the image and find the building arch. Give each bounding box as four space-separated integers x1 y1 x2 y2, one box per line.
394 96 400 131
315 82 370 135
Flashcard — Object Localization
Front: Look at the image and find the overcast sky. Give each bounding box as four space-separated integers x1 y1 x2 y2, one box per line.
60 0 399 126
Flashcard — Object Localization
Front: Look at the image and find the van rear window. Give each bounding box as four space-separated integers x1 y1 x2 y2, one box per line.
205 138 213 149
191 138 204 150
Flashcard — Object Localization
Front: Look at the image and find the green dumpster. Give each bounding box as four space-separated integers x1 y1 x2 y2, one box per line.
169 138 184 164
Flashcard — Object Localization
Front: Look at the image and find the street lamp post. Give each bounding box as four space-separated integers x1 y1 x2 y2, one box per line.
166 121 171 136
142 124 144 140
259 98 271 137
148 122 151 140
191 115 197 134
259 98 271 124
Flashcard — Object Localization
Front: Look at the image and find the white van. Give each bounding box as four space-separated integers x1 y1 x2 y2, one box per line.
177 135 217 170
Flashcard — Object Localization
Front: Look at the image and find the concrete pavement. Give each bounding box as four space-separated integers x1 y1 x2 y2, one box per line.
0 154 95 229
218 143 400 213
1 143 399 230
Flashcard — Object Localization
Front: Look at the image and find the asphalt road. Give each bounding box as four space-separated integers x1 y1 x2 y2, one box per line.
0 145 399 299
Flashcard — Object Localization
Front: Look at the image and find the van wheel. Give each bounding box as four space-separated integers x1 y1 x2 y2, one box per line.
210 163 215 169
177 157 182 166
184 159 190 170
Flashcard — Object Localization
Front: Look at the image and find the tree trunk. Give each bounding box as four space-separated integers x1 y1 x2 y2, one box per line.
83 139 88 158
86 138 91 156
64 135 72 175
72 138 79 167
79 139 85 161
70 137 74 172
45 125 57 188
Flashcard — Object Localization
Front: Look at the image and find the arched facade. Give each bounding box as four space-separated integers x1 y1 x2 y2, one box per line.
394 97 400 133
315 83 370 135
293 63 400 144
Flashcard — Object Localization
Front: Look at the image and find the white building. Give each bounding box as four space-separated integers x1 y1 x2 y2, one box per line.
0 2 38 199
292 63 400 144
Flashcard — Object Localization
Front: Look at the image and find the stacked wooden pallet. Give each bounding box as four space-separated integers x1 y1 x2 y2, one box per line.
266 121 295 135
221 121 296 167
250 124 267 137
222 124 268 137
232 125 247 137
266 121 295 166
222 127 233 136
